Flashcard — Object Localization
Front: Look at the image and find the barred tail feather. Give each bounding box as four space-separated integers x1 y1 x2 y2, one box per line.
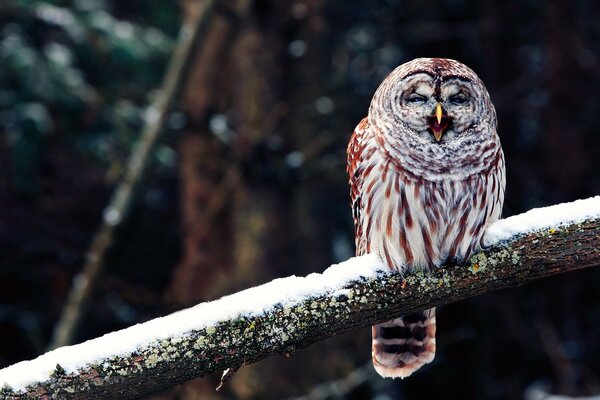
371 308 436 378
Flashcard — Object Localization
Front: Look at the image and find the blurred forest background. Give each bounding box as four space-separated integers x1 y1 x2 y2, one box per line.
1 0 600 399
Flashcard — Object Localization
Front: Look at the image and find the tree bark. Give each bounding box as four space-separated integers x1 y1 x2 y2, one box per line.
1 212 599 399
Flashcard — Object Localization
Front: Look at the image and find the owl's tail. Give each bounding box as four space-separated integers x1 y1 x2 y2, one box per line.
371 307 436 378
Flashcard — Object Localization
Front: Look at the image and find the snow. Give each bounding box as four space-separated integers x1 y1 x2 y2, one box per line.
102 206 122 226
143 105 161 124
483 196 600 246
525 380 600 400
0 254 385 392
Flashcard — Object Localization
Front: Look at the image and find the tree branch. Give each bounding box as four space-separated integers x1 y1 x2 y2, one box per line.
2 198 600 399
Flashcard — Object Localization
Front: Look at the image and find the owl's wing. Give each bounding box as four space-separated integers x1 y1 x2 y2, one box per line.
347 117 371 255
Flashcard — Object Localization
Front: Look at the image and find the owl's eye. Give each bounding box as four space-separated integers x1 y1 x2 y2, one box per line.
404 93 427 104
449 94 469 105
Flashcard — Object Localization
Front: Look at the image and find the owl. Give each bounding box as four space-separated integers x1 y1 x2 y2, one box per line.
347 58 505 378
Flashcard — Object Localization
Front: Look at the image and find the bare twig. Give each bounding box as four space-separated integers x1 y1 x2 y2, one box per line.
215 366 240 392
47 0 218 350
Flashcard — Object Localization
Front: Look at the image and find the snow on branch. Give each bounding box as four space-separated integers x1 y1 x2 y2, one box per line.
1 196 600 399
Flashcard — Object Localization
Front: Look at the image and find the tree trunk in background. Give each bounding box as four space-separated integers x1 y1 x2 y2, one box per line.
544 0 590 203
285 0 348 277
159 1 372 398
157 8 238 399
539 1 594 396
166 13 234 306
228 19 289 293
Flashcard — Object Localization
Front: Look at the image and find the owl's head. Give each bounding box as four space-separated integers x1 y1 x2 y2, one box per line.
370 58 496 146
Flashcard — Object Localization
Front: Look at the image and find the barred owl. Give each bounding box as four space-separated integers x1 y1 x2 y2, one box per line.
347 58 505 378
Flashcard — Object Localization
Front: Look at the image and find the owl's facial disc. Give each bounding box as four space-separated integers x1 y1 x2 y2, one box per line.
426 103 451 142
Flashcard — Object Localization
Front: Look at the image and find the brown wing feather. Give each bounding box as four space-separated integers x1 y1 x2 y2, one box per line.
347 117 370 254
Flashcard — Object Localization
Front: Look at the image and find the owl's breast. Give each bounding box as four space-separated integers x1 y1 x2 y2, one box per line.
359 155 502 272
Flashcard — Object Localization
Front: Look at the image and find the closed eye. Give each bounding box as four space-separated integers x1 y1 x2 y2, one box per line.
448 94 469 105
404 93 427 104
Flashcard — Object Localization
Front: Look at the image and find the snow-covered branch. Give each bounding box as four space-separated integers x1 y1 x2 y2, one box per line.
1 197 600 400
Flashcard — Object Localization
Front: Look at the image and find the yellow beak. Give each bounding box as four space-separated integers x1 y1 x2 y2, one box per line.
428 102 448 142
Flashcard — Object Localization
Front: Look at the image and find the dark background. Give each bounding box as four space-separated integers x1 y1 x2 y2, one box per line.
1 0 599 399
